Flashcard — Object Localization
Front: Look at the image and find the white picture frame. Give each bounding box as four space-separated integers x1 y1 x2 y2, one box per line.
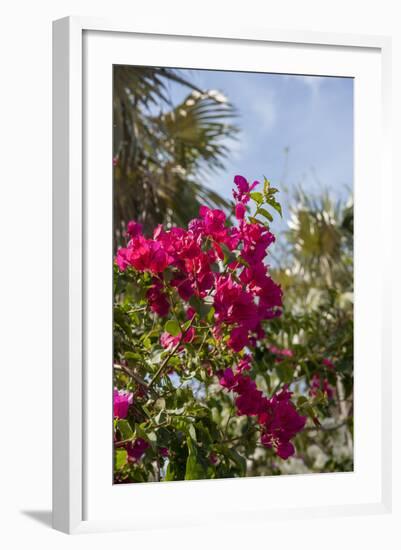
52 16 392 534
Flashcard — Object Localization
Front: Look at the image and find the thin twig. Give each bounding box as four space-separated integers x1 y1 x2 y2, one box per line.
114 363 159 398
303 419 349 432
148 313 197 389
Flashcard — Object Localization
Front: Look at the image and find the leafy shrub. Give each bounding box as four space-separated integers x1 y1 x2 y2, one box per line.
113 175 351 482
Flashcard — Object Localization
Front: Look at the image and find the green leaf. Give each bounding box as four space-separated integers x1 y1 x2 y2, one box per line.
237 257 250 268
189 295 212 318
302 404 317 420
257 207 273 222
134 423 148 440
250 191 263 205
164 462 176 481
116 419 134 440
311 390 327 406
297 396 308 408
275 364 293 384
185 454 205 480
184 438 205 480
154 409 167 425
196 423 213 446
188 423 197 442
226 448 246 475
114 449 127 470
124 351 142 361
165 319 181 336
147 430 158 449
182 319 192 333
266 197 282 217
207 306 215 323
154 397 166 410
263 176 270 195
142 337 151 349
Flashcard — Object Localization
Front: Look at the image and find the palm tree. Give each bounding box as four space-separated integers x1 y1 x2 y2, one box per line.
273 190 353 310
113 66 238 247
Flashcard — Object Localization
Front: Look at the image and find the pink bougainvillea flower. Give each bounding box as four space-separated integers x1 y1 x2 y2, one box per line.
159 447 169 458
113 388 133 419
240 222 275 264
259 388 306 459
237 354 252 373
218 367 237 390
117 235 173 275
211 240 224 261
160 327 195 350
213 275 250 324
233 175 259 204
209 452 219 465
127 438 149 462
159 226 201 261
322 358 335 369
234 375 266 416
235 389 265 416
146 280 170 317
183 327 196 343
235 202 246 220
228 326 250 352
139 239 173 273
115 247 130 271
126 220 143 238
213 267 281 352
170 275 194 301
186 307 196 320
309 373 335 400
160 332 181 350
219 366 306 459
269 345 294 358
199 205 227 241
276 440 295 460
114 175 304 463
224 226 241 251
269 345 294 365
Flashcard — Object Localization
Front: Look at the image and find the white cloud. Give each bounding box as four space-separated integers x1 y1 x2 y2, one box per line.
249 89 277 132
299 75 325 96
229 77 277 135
284 74 325 97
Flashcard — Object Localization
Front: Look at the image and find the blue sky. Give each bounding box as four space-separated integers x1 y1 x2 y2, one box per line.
162 69 353 227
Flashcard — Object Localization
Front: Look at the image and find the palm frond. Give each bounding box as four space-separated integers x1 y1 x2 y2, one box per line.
113 66 239 246
274 190 353 309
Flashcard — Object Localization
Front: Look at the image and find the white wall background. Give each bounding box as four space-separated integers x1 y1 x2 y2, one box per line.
0 1 399 548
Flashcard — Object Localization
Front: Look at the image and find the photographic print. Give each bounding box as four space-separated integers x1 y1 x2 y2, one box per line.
112 66 353 483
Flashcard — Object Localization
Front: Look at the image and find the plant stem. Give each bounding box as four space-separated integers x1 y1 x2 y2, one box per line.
114 363 159 398
148 316 196 389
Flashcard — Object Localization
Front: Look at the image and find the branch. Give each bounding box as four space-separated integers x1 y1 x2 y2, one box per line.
303 419 350 432
114 363 159 398
148 315 196 389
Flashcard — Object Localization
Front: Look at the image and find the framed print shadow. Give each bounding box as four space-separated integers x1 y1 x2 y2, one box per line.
52 17 392 534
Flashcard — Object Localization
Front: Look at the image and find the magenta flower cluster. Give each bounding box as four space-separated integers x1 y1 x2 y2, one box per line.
116 175 282 353
114 389 149 463
309 372 335 400
113 388 133 419
126 438 149 463
115 175 308 462
219 365 306 459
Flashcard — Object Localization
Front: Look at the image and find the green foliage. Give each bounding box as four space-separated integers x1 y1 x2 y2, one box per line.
164 320 181 337
113 185 353 483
